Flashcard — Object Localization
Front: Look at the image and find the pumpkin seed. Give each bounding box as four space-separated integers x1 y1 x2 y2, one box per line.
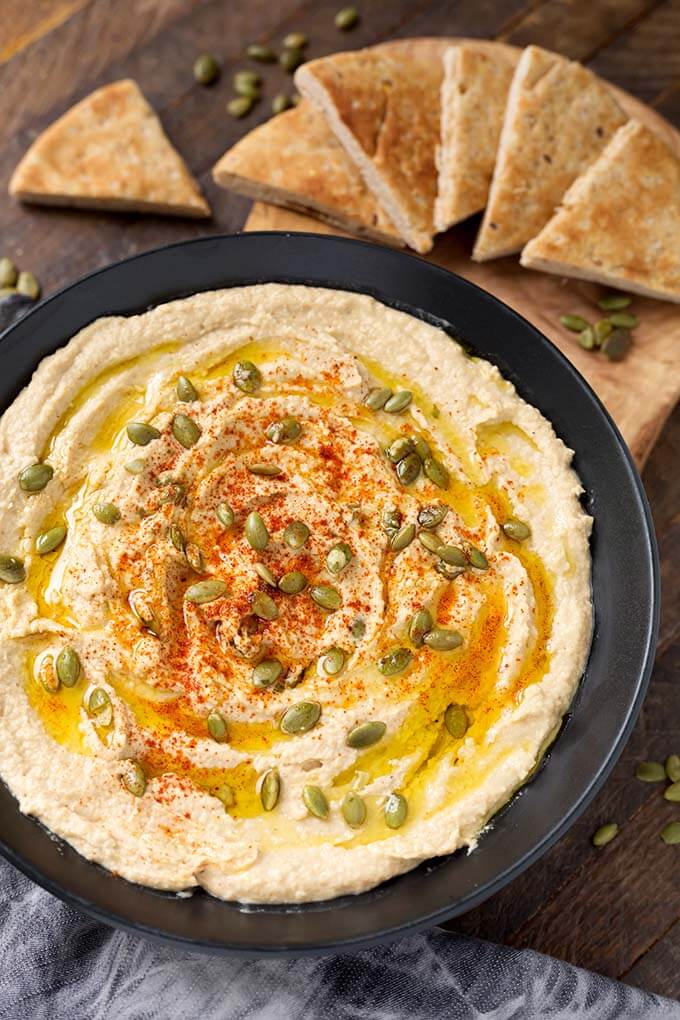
184 579 227 604
235 78 261 99
283 31 308 49
609 312 638 329
560 314 590 333
121 760 147 797
301 758 322 771
635 760 666 782
592 822 618 848
17 271 40 300
245 511 269 551
321 647 345 675
278 570 307 595
273 94 293 115
267 417 301 444
260 768 280 810
364 386 392 410
172 413 201 449
184 542 204 572
248 462 282 477
216 784 235 809
386 437 414 463
124 458 145 475
424 627 463 651
391 522 416 552
602 328 632 362
351 616 366 640
283 520 309 550
310 585 342 611
176 375 199 402
87 687 112 726
593 319 613 345
666 755 680 783
0 257 17 288
439 545 466 566
418 530 442 553
216 502 235 528
384 390 413 414
660 821 680 846
19 462 53 492
280 48 303 73
396 453 420 487
233 360 261 392
502 518 531 542
127 422 160 446
252 591 279 620
0 554 26 584
347 720 386 749
423 457 449 489
39 656 59 692
342 792 366 828
93 502 121 525
381 507 402 537
578 327 596 351
193 53 220 85
411 435 430 460
435 561 465 580
246 43 276 62
252 659 283 688
207 711 228 743
235 70 262 90
36 525 66 555
408 609 433 648
664 782 680 803
228 96 254 118
598 294 631 311
255 562 278 587
128 589 160 635
335 6 359 30
280 700 321 734
418 504 448 530
326 542 352 574
445 703 469 739
303 785 329 819
377 647 412 676
468 546 488 570
384 792 408 829
56 647 81 687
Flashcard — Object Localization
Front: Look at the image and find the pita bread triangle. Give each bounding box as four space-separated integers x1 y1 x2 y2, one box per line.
212 100 401 246
521 119 680 304
473 46 626 261
295 38 452 253
9 79 210 218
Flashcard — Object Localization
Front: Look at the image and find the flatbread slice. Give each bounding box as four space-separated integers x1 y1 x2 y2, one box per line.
9 79 210 218
212 100 400 246
521 120 680 304
295 38 452 253
434 42 518 232
473 46 626 261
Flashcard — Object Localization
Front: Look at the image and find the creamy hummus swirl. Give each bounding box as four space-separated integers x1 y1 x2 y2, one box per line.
0 285 592 903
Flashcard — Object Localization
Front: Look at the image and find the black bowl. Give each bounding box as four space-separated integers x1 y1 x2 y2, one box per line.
0 233 658 956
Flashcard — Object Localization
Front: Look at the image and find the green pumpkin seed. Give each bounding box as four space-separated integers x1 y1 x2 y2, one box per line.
310 585 342 611
252 591 279 620
386 437 414 463
216 783 235 809
267 417 301 444
381 507 402 537
666 755 680 782
278 570 307 595
56 647 81 687
468 546 488 570
121 760 147 797
19 462 53 492
255 562 278 587
335 6 359 30
423 457 450 490
347 720 386 749
609 312 638 329
384 390 413 414
602 328 632 362
245 511 269 551
93 502 121 525
283 520 309 550
424 627 463 652
377 647 412 676
216 502 235 528
0 257 17 288
128 590 160 635
364 386 392 410
445 703 469 739
326 541 353 574
228 96 254 118
176 375 199 402
124 458 145 475
246 43 276 62
598 294 631 311
635 760 666 782
193 53 220 85
660 821 680 845
17 271 40 300
260 768 280 810
592 822 618 848
280 700 321 734
283 31 308 49
233 360 261 392
342 792 366 828
439 545 466 566
235 70 262 90
502 518 531 542
235 78 261 99
39 656 59 692
417 503 448 530
252 659 283 688
186 540 206 572
302 785 329 819
272 93 292 115
127 422 160 446
418 531 442 553
248 462 282 476
280 48 303 73
87 687 112 725
396 453 421 486
391 523 416 552
168 524 184 552
408 609 433 648
384 792 408 829
435 560 465 580
664 781 680 802
321 647 345 675
36 524 66 555
184 579 227 604
593 319 613 345
560 314 590 333
578 327 596 351
207 711 228 743
411 435 431 460
351 616 366 640
172 413 201 449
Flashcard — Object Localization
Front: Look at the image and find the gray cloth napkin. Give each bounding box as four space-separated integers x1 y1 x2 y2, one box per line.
1 858 677 1019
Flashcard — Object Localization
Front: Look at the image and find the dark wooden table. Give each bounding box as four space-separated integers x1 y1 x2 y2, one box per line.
1 0 678 1000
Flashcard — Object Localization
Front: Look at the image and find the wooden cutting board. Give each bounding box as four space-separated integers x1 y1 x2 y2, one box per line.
243 85 680 468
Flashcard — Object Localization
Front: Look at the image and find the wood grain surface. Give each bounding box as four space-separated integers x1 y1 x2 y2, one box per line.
0 0 678 1000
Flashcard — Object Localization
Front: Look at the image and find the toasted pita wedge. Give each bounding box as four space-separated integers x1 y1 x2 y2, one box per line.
212 101 400 246
9 79 210 218
434 42 518 232
473 46 626 261
295 38 452 253
521 120 680 304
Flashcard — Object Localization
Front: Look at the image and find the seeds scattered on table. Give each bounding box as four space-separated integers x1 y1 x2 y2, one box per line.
335 6 359 30
193 54 220 86
635 760 666 782
592 822 618 848
228 96 254 119
280 49 303 73
246 43 277 63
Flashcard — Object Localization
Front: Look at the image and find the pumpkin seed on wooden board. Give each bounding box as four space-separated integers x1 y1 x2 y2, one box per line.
335 6 359 30
592 822 618 847
193 54 220 85
635 761 666 782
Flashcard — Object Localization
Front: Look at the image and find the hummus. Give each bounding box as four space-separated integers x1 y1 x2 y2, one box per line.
0 285 592 903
